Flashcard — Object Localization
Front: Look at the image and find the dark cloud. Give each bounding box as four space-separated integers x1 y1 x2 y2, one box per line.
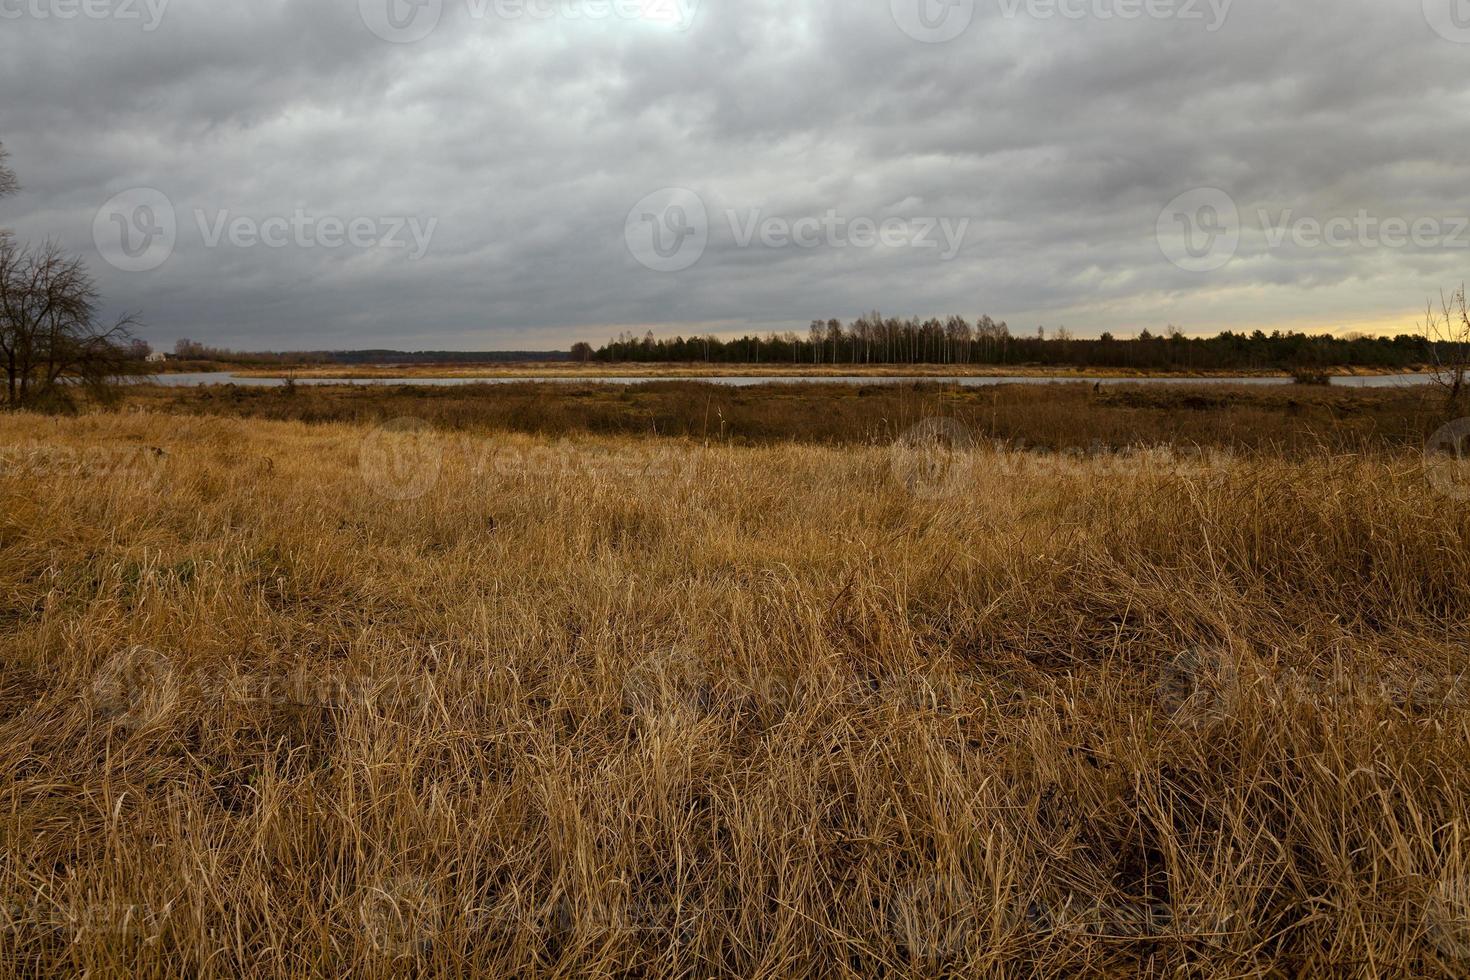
2 0 1468 349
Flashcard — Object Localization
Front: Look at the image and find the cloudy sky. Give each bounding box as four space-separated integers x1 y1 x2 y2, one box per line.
2 0 1469 351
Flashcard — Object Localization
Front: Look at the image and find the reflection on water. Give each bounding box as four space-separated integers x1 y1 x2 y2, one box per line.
145 372 1439 389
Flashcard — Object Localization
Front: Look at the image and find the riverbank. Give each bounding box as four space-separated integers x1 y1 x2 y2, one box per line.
225 362 1433 381
126 378 1456 453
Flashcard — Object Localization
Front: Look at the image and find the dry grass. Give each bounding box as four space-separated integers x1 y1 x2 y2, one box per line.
1 407 1468 977
133 380 1448 455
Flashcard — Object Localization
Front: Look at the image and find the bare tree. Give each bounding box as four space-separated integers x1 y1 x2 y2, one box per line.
0 239 142 410
1424 286 1470 406
0 141 16 201
1 141 16 255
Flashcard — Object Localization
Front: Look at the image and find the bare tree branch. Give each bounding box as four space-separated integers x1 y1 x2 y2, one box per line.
0 141 16 200
0 238 145 410
1424 285 1470 407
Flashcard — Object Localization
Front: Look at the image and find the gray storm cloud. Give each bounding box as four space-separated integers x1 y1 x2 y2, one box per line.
2 0 1469 349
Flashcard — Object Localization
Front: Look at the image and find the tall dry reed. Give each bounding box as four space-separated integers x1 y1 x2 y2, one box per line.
0 409 1466 976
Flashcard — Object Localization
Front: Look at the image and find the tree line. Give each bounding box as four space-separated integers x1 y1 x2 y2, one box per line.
596 314 1444 373
169 341 572 366
0 141 144 410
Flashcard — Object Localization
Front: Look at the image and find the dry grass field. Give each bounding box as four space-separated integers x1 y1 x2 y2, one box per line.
136 379 1445 454
1 390 1468 976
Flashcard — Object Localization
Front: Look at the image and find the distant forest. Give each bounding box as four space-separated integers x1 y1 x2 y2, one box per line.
595 314 1436 371
171 341 570 365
